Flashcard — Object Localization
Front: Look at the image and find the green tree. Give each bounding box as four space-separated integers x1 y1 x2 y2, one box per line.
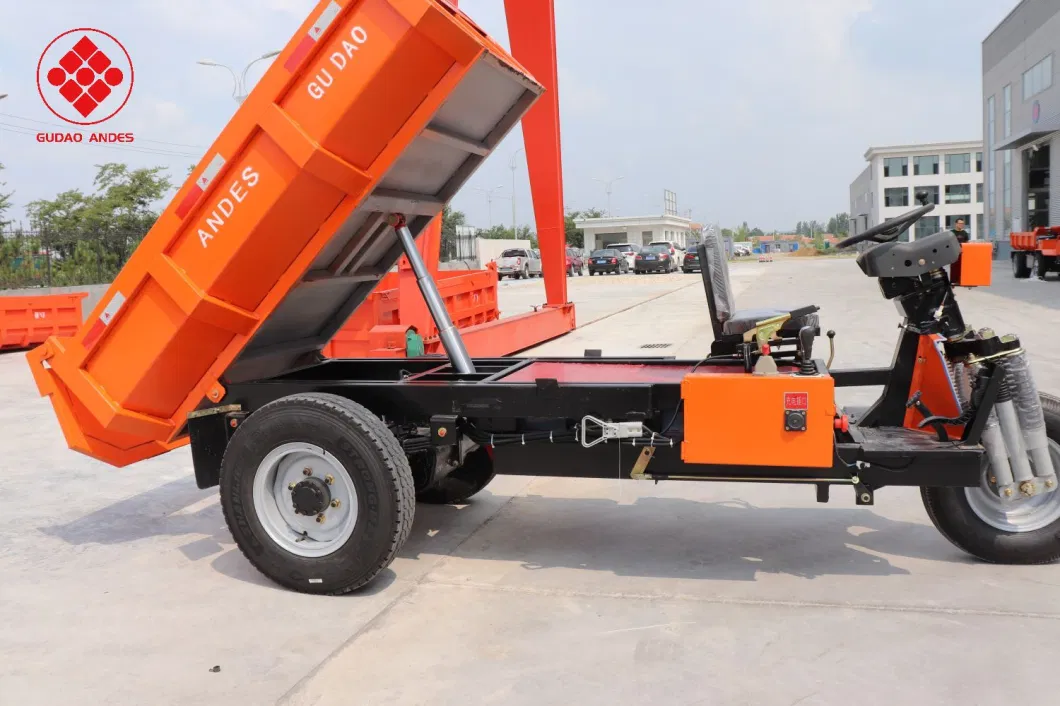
0 163 13 229
721 227 734 239
827 212 849 237
23 162 172 286
563 207 603 249
440 204 467 260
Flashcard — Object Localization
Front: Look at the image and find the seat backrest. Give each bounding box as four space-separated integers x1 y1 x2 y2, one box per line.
697 227 736 339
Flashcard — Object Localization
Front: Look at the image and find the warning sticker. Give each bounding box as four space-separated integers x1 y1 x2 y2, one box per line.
784 392 809 410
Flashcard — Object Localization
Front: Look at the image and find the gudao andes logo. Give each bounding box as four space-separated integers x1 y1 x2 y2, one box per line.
36 28 134 126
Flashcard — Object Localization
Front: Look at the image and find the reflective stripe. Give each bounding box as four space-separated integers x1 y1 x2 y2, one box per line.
176 153 226 219
83 291 125 349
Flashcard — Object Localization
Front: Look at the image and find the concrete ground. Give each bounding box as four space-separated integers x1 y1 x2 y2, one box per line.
4 257 1060 705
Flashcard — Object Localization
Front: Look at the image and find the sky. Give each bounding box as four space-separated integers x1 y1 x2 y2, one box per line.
0 0 1015 233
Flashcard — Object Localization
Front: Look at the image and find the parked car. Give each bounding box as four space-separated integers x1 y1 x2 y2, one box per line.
682 245 702 273
588 248 628 275
565 247 586 276
634 244 674 274
733 243 752 257
606 242 642 270
648 240 684 271
496 247 542 279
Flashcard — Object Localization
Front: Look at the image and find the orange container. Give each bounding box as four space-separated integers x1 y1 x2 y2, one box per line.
681 370 835 468
323 267 499 357
0 293 87 350
951 242 993 287
27 0 542 467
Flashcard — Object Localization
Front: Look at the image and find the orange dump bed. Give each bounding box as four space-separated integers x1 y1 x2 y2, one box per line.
1 292 87 350
27 0 541 467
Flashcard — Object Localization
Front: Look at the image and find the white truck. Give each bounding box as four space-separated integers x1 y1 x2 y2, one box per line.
496 247 542 279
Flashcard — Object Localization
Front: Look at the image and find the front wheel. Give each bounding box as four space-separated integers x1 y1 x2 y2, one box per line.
922 393 1060 564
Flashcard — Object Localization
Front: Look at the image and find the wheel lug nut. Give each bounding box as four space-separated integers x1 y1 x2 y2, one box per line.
325 474 334 485
288 482 296 490
990 476 997 484
316 514 325 523
331 499 341 508
1047 479 1056 489
303 467 312 476
1004 487 1014 497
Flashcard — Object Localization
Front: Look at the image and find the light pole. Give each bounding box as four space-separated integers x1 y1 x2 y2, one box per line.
509 147 524 235
197 50 281 103
593 176 624 217
474 185 506 228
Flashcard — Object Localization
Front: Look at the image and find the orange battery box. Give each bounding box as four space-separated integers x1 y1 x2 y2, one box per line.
951 242 993 287
681 371 836 468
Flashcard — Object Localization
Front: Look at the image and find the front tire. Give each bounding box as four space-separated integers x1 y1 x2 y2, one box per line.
922 393 1060 564
219 393 415 594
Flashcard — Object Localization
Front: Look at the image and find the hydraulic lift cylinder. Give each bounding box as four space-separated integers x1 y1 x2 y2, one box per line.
391 215 476 375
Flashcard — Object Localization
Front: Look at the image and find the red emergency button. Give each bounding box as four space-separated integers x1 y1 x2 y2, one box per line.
833 414 849 433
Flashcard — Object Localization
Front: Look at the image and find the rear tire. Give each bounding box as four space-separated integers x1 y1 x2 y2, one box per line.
219 393 415 594
921 393 1060 564
415 446 496 504
1013 252 1031 278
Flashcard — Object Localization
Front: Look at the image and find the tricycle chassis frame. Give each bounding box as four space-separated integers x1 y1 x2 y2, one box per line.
189 340 989 499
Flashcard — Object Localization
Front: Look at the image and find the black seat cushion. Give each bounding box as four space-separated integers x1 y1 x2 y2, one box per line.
721 308 820 337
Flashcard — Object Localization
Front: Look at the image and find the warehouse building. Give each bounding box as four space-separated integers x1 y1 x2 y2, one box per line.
983 0 1060 257
849 141 985 241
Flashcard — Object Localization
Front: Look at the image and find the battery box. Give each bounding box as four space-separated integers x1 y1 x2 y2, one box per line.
681 371 836 468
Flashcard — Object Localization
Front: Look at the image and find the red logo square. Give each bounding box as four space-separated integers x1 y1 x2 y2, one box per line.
784 392 809 410
72 93 98 118
87 79 112 102
87 50 111 73
58 79 82 103
72 36 98 59
58 50 82 73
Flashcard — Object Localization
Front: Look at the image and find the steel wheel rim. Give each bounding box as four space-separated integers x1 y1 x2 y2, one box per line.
965 438 1060 532
252 442 359 557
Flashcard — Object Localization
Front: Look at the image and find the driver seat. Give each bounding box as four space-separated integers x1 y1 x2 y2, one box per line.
697 233 819 350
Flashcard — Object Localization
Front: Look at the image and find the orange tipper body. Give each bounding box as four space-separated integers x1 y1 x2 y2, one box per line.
26 0 543 467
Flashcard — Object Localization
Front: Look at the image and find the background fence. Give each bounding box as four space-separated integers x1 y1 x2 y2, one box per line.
0 226 149 290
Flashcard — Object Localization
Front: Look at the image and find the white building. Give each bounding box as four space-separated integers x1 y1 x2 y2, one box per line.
849 141 985 241
574 214 695 253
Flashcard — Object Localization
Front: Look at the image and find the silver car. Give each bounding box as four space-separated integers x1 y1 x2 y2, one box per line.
496 247 542 279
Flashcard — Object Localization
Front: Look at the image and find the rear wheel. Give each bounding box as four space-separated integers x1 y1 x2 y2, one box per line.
567 265 574 276
415 446 496 504
1013 252 1031 278
922 393 1060 564
219 393 414 594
